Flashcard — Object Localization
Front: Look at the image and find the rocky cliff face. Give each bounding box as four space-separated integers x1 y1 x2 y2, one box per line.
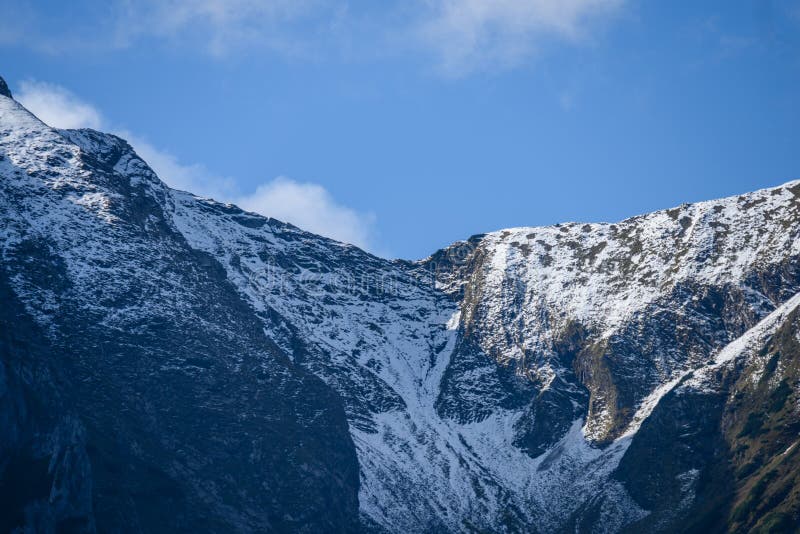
0 269 94 533
2 76 799 532
617 292 800 532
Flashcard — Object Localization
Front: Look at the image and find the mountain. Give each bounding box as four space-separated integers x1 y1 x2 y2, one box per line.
1 76 799 532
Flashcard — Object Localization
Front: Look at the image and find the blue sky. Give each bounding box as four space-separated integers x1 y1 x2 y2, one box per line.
2 0 799 258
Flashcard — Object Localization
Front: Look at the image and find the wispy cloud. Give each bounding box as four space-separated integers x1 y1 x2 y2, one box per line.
416 0 623 75
0 0 342 56
15 80 378 251
112 0 338 57
1 0 624 74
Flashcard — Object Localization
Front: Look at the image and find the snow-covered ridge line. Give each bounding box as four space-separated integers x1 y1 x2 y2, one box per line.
473 178 799 332
482 179 800 237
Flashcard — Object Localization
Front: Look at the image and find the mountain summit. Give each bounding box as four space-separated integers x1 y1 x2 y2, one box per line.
0 76 11 98
2 78 799 532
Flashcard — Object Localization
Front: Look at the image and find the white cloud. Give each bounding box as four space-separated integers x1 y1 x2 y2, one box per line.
17 81 103 129
14 80 377 251
236 178 375 250
417 0 623 75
